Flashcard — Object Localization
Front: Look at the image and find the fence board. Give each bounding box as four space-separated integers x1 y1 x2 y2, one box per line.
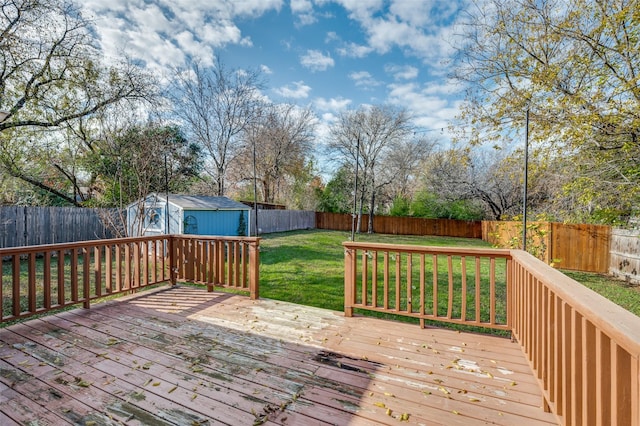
551 223 611 273
608 228 640 285
0 207 121 248
315 212 482 238
250 210 315 234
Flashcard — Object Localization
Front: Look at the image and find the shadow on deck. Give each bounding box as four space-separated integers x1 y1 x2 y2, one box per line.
0 286 557 425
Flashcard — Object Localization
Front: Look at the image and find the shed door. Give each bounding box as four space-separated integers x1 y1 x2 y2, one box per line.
184 215 198 234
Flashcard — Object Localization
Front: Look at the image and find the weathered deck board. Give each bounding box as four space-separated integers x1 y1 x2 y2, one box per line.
0 285 558 425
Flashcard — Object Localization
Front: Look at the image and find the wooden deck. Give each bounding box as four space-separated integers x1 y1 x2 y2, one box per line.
0 286 558 425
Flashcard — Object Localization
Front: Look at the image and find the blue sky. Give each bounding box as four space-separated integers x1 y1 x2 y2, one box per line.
81 0 468 164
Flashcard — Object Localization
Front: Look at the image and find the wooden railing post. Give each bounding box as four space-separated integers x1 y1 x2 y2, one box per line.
248 239 260 300
344 245 355 317
168 236 177 285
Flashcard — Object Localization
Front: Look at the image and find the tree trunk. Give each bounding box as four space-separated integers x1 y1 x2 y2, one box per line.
367 190 375 234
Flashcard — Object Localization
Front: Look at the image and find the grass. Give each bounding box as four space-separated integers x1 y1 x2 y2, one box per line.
258 229 493 312
561 270 640 316
258 229 640 319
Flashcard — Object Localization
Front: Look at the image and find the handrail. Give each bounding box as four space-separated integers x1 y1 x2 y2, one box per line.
343 241 640 426
510 250 640 426
1 235 260 323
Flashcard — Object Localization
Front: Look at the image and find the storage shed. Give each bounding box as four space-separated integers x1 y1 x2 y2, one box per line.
127 193 250 237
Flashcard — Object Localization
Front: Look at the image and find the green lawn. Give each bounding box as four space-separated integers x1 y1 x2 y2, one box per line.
258 229 640 318
259 229 495 313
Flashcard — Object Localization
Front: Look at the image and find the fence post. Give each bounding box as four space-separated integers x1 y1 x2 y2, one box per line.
344 244 355 317
248 239 260 300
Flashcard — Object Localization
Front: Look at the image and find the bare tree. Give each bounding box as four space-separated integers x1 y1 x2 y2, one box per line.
327 105 412 233
423 146 554 220
378 136 437 209
170 57 264 196
0 0 156 205
234 103 316 204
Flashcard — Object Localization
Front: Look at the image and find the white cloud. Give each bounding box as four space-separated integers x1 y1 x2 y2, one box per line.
260 64 273 74
386 82 461 140
349 71 382 89
385 64 419 80
273 81 312 99
327 0 463 66
314 97 352 112
336 42 374 58
291 0 316 26
81 1 281 70
300 50 335 72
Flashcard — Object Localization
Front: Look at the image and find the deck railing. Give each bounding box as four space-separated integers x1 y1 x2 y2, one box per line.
0 235 260 323
343 241 640 426
343 242 512 330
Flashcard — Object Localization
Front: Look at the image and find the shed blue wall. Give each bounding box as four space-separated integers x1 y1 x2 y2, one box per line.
182 209 248 236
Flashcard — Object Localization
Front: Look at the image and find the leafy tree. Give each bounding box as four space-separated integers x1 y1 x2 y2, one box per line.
317 165 353 214
388 196 411 217
85 124 202 207
456 0 640 223
0 0 155 205
170 57 264 196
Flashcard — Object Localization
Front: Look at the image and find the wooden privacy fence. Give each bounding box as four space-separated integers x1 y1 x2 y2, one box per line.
0 206 121 248
0 235 260 323
343 242 640 426
251 209 315 234
609 228 640 285
483 221 612 273
316 212 482 238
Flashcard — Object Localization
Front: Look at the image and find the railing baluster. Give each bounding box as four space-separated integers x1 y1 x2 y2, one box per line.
372 251 378 308
383 251 389 310
395 252 401 312
447 255 453 319
475 257 480 323
419 253 425 328
71 248 79 302
406 253 412 314
94 247 102 298
12 255 20 317
83 247 90 308
460 256 466 322
43 251 51 310
489 257 496 325
57 249 65 306
361 250 368 306
28 252 36 313
432 254 438 317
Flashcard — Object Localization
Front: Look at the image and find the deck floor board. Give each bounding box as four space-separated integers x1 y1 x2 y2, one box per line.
0 285 558 425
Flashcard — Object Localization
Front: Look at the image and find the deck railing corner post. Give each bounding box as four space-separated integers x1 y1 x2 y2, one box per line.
344 244 354 317
249 238 260 300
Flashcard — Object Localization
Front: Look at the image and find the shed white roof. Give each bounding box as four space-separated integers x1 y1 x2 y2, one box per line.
149 194 250 210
